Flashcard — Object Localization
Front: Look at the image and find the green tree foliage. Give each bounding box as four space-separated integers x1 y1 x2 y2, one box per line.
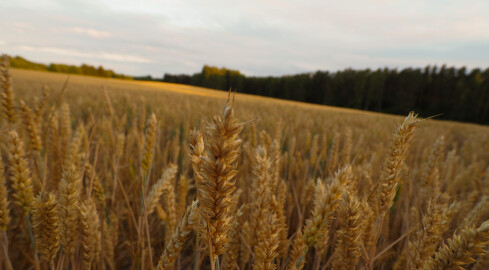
162 65 489 124
9 56 132 79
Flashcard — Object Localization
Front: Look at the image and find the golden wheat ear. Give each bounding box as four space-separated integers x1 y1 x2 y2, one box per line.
145 164 178 216
0 54 16 124
6 130 35 214
330 191 363 270
197 100 244 260
19 100 42 154
0 157 10 231
31 191 59 267
408 193 448 269
253 211 280 270
157 200 198 270
248 146 273 250
79 199 101 270
58 164 81 258
141 113 157 173
425 220 489 269
303 166 351 248
375 112 419 215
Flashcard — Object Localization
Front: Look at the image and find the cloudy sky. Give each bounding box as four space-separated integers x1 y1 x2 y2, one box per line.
1 0 489 77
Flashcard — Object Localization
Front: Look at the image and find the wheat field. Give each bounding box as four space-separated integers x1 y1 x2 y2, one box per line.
1 55 489 270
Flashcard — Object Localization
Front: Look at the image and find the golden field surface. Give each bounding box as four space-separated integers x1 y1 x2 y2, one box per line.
2 61 489 270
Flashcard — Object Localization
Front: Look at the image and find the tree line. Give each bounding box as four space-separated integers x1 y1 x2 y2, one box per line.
9 56 132 79
160 65 489 124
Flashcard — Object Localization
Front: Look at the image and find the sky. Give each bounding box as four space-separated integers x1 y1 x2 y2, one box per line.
1 0 489 77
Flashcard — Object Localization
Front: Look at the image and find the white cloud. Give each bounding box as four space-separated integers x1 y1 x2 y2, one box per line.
16 45 151 63
68 27 111 38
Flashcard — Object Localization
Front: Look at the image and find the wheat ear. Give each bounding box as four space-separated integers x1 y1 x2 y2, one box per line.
7 131 35 214
253 211 281 270
303 166 350 248
223 205 245 270
425 220 489 269
249 146 273 248
408 194 448 269
58 164 81 257
376 112 419 214
331 191 363 270
141 113 157 173
145 164 178 215
0 54 15 124
288 229 307 270
31 191 59 266
0 157 10 231
197 100 244 259
79 200 101 270
156 200 198 270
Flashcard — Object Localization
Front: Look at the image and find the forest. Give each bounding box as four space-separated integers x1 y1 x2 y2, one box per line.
8 56 132 79
162 65 489 124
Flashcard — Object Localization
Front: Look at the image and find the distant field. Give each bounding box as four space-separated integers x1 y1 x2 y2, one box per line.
4 67 489 269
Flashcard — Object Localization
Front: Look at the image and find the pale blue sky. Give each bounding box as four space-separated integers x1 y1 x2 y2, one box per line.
1 0 489 77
